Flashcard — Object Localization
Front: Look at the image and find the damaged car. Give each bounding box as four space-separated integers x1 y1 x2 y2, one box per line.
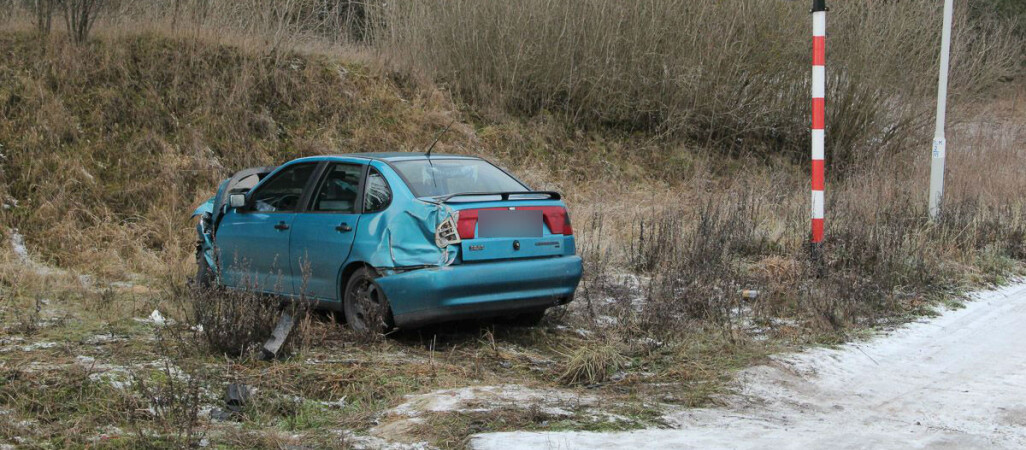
192 153 583 331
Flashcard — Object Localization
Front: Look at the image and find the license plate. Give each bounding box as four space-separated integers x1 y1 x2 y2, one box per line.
477 210 543 238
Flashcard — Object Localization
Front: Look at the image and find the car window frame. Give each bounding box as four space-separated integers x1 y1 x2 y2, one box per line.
362 166 393 213
241 162 322 214
305 162 367 214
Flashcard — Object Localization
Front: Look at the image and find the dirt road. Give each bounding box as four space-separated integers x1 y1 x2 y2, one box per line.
472 283 1026 449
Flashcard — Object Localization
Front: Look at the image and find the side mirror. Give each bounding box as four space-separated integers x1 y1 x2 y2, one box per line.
229 194 247 209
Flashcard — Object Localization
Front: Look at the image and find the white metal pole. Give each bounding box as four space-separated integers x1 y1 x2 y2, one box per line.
930 0 954 220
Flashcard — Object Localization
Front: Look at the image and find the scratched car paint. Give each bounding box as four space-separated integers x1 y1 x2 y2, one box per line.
192 153 583 330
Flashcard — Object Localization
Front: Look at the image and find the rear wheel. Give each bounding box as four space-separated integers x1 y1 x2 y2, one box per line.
343 267 394 333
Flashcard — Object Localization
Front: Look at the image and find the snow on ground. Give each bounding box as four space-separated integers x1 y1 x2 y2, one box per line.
473 283 1026 449
388 385 596 418
8 229 61 276
371 385 600 444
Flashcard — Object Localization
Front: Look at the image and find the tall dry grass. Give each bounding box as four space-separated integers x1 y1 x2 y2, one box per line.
0 31 469 279
571 86 1026 342
373 0 1021 167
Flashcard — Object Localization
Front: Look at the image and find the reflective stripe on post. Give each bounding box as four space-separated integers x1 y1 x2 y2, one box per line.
811 1 826 245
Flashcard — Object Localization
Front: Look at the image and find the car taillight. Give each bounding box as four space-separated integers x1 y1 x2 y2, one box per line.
454 206 573 238
456 210 480 239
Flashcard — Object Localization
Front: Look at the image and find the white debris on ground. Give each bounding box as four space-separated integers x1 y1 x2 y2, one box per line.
135 309 171 325
472 282 1026 449
148 309 166 325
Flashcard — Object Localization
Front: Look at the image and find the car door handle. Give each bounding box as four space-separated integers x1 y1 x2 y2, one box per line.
335 223 353 232
274 221 290 231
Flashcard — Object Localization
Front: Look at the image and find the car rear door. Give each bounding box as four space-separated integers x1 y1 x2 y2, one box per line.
216 162 319 294
288 162 365 301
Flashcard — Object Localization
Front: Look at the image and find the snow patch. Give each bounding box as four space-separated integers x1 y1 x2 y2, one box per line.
0 341 59 353
337 430 431 450
388 385 595 419
8 229 63 276
10 230 29 261
472 283 1026 449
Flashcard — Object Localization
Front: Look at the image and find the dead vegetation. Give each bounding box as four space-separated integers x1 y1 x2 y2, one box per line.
0 0 1024 448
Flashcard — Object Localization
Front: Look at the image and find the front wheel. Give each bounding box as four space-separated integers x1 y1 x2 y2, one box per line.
343 267 394 333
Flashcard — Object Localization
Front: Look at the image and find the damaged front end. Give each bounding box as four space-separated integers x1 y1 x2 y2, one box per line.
192 166 277 280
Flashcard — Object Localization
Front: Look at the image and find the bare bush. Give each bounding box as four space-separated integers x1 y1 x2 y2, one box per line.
372 0 1021 167
190 286 282 357
28 0 59 34
128 324 209 447
188 264 316 358
62 0 106 43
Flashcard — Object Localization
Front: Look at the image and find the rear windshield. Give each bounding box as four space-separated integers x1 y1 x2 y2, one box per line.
392 159 528 198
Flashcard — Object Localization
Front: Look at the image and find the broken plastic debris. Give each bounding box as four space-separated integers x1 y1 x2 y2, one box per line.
260 313 294 360
148 309 166 325
226 383 251 413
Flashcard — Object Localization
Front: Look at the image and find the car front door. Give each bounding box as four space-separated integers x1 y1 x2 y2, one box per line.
289 162 365 302
216 162 319 294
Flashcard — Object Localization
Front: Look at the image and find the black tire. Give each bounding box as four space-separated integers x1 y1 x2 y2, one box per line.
343 267 394 333
195 253 214 289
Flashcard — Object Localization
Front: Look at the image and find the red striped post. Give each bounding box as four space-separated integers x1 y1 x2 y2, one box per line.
810 0 827 257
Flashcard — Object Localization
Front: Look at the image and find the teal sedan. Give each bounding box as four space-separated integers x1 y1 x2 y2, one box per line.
192 153 582 331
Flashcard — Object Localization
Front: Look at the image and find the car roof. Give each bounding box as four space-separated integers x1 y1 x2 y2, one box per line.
342 152 480 162
286 152 481 165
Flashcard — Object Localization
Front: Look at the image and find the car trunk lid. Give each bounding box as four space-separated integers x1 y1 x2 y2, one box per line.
438 195 573 262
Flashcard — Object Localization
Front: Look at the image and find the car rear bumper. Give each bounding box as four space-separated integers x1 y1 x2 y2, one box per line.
376 256 583 328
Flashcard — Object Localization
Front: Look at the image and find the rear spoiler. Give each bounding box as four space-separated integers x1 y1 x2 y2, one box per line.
429 191 562 203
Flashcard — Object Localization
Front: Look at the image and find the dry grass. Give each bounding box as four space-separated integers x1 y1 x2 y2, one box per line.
374 0 1021 165
0 2 1024 448
557 341 627 386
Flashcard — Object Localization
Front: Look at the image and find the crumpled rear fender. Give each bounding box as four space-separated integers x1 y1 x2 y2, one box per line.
349 161 458 270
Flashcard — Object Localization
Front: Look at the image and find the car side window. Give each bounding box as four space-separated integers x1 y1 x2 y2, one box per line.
311 164 363 213
249 163 317 212
364 168 391 213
